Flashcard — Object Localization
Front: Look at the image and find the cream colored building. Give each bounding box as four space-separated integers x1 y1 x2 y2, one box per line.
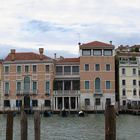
118 52 140 109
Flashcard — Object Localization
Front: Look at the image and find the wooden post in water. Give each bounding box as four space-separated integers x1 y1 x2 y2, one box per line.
105 105 116 140
21 110 28 140
34 111 41 140
6 112 13 140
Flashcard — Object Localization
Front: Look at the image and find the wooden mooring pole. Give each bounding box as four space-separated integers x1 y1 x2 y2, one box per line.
6 112 13 140
21 111 28 140
105 105 116 140
34 111 41 140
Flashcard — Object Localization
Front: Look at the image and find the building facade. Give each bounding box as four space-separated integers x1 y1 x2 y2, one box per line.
2 48 54 110
79 41 115 110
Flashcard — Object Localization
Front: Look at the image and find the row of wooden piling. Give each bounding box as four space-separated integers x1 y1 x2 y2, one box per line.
4 105 116 140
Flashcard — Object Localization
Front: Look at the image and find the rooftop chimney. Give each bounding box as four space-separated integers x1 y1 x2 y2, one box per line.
11 49 16 61
110 41 112 45
39 48 44 60
54 53 56 59
78 42 81 46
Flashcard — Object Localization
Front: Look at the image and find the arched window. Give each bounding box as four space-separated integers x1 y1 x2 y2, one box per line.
24 76 30 92
95 78 101 92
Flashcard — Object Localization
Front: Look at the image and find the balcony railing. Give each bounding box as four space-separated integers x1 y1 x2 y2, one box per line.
4 90 10 96
45 89 50 96
94 89 103 96
54 90 80 96
119 60 138 65
56 72 79 76
16 90 38 95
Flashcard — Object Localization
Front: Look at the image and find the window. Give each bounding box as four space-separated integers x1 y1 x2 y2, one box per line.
4 100 10 107
46 65 50 73
25 65 29 73
93 50 102 56
32 100 38 107
16 100 22 107
139 81 140 86
133 89 137 96
33 65 37 73
122 100 126 106
95 64 100 71
95 98 100 105
106 81 111 89
64 66 71 75
104 50 112 56
122 80 126 86
44 100 51 106
95 78 101 92
139 90 140 96
4 66 9 73
84 64 89 71
106 98 111 106
17 66 21 73
5 82 9 94
139 70 140 75
73 80 80 90
56 66 62 75
72 66 79 74
133 80 136 86
32 81 37 92
106 64 110 71
133 68 136 75
122 68 125 75
85 98 90 106
85 81 89 90
46 81 50 94
16 81 21 93
82 49 91 56
122 89 126 96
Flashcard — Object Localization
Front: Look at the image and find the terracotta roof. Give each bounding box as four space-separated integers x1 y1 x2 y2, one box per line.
56 57 80 64
5 52 51 61
80 41 114 49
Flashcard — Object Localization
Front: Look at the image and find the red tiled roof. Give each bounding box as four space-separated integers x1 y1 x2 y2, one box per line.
5 52 51 61
80 41 114 49
56 57 80 63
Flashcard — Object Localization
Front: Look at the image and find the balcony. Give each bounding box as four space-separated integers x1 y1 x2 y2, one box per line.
45 89 50 96
16 90 38 96
53 90 80 96
119 60 138 65
94 89 103 96
4 90 10 96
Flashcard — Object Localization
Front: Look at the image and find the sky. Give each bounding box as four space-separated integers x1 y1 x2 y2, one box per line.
0 0 140 58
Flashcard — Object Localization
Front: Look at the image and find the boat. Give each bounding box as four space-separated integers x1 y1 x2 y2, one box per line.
78 110 85 117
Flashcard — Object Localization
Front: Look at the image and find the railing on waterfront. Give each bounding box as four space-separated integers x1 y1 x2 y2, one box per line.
119 60 138 65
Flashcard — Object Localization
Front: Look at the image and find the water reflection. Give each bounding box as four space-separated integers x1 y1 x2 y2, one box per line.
0 114 140 140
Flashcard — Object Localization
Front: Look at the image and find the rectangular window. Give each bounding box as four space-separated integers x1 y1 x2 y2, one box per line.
72 66 79 75
122 100 126 106
64 66 71 75
32 100 38 107
93 50 102 56
16 81 21 93
85 81 89 90
139 81 140 86
85 98 90 106
84 64 89 71
122 68 125 75
4 100 10 107
139 70 140 76
106 98 111 106
95 98 101 105
106 81 111 89
4 66 9 73
25 65 29 73
44 100 51 106
133 68 136 75
133 80 136 86
95 64 100 71
5 82 9 94
16 100 22 107
33 65 37 73
46 81 50 94
122 89 126 96
82 49 91 56
106 64 110 71
104 50 112 56
32 81 37 92
56 66 62 75
17 66 21 73
122 80 126 86
46 65 50 73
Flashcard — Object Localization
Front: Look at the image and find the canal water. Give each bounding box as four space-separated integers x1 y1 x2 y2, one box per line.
0 114 140 140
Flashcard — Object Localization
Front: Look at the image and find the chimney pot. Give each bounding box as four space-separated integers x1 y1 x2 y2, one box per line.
11 49 16 61
78 42 81 46
110 41 112 45
39 48 44 60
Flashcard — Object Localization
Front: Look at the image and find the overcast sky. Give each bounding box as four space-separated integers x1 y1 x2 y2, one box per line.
0 0 140 58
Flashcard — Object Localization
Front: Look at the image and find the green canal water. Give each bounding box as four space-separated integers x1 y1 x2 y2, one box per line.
0 114 140 140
